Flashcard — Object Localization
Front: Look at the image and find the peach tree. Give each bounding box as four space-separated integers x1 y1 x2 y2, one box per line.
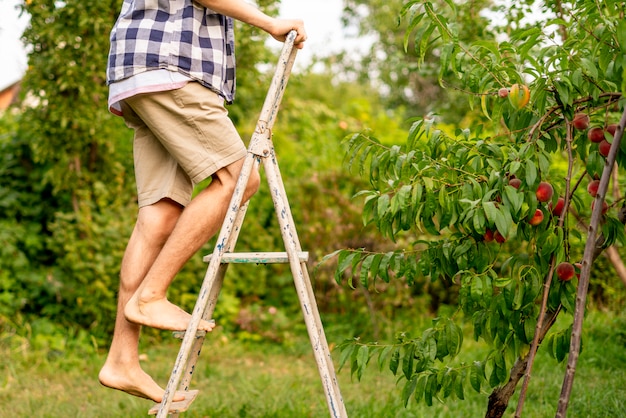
328 1 626 416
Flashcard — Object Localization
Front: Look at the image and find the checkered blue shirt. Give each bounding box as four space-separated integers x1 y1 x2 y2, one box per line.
107 0 236 102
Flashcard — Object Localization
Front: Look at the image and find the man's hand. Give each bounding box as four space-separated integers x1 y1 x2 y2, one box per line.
267 19 307 49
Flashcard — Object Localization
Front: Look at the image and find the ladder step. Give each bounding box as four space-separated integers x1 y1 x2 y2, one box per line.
203 251 308 264
148 390 199 415
172 328 209 340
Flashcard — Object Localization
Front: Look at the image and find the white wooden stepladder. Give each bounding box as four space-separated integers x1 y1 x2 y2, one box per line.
149 31 348 418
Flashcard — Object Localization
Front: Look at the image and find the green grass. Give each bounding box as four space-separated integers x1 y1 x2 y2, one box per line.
1 311 625 417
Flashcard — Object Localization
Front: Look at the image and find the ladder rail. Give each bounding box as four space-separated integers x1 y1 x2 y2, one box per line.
156 159 258 417
262 148 348 418
176 187 256 395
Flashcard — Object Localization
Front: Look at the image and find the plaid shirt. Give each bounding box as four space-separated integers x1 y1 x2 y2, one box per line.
107 0 236 102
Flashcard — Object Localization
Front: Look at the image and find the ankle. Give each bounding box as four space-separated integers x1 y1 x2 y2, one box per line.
133 289 166 305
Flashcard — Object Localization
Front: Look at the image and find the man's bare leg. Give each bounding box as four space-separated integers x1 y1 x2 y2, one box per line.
99 200 188 402
125 158 259 330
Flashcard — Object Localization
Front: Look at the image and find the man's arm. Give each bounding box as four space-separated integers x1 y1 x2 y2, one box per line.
195 0 307 48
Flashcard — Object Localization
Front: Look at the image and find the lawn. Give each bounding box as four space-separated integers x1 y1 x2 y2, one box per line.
1 310 625 417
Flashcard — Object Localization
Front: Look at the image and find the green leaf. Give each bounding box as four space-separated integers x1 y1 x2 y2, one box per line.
524 160 537 188
425 373 437 406
524 317 537 344
503 185 523 215
377 193 390 218
483 201 499 224
377 345 393 371
446 320 463 357
471 276 484 302
335 250 361 286
402 375 419 407
414 373 427 403
440 369 454 399
356 345 369 380
617 20 626 54
367 253 383 284
454 371 465 400
359 254 375 287
378 252 394 282
338 341 356 372
560 282 576 313
554 79 572 107
424 336 438 361
481 93 492 120
402 342 416 380
512 279 525 310
453 239 472 258
494 206 510 238
389 347 400 375
470 361 483 392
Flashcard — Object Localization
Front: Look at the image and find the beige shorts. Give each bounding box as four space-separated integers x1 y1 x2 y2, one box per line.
121 82 247 208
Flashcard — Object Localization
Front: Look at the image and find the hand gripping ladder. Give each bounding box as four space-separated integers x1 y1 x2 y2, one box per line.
149 31 348 418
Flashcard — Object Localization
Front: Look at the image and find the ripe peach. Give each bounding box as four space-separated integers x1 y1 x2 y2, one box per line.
572 113 589 130
587 127 605 143
494 230 506 244
535 181 554 203
484 229 495 242
606 124 618 137
591 200 609 215
550 197 565 216
598 139 611 157
556 262 575 281
529 208 544 226
509 178 522 189
587 180 600 197
498 87 509 98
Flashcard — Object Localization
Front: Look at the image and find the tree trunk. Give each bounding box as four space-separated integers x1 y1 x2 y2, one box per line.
486 358 527 418
485 309 560 418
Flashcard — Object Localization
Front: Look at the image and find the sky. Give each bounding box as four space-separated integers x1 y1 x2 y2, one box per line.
0 0 350 90
0 0 29 90
279 0 352 66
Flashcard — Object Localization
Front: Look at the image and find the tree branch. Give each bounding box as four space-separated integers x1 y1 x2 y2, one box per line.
555 107 626 417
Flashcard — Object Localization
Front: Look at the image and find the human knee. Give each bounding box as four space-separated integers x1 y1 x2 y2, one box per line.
136 200 182 244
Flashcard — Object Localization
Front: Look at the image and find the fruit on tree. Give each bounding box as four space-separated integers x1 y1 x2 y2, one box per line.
498 87 509 98
587 179 600 197
574 262 582 278
529 208 544 226
606 124 618 137
494 230 506 244
535 181 554 202
550 197 565 216
484 229 495 242
556 262 575 281
591 200 609 215
572 113 590 130
598 139 611 157
508 84 530 109
587 127 605 143
509 178 522 189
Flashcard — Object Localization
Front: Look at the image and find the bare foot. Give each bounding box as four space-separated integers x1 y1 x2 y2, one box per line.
124 295 215 332
98 363 185 403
